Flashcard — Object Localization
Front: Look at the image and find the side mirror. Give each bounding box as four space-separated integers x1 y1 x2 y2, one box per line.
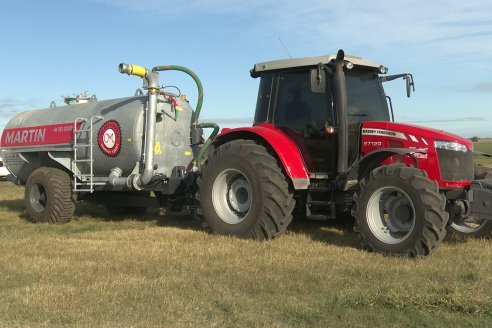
405 74 415 98
310 65 326 93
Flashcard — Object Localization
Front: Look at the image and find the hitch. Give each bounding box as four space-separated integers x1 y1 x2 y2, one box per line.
469 180 492 221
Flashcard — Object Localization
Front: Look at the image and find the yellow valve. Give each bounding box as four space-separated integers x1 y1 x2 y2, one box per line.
118 63 148 77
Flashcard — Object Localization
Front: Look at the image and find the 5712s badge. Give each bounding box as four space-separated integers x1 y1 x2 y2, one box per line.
98 120 121 157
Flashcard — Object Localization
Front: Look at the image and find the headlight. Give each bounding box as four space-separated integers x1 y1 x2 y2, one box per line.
434 140 468 152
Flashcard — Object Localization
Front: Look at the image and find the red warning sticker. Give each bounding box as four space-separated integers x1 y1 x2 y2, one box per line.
98 120 121 157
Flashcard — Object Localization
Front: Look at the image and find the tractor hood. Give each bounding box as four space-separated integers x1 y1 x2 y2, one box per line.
361 121 472 151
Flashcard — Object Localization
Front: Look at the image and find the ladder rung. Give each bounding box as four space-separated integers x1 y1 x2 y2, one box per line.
72 115 100 194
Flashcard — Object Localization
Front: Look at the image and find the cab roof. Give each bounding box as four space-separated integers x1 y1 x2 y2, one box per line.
251 54 384 76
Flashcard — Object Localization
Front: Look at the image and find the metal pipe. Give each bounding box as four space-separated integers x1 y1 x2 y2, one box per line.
152 65 204 124
137 90 158 188
116 63 160 190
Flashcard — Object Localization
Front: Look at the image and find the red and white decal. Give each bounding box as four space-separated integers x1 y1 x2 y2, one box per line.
98 120 121 157
0 122 81 148
361 128 407 140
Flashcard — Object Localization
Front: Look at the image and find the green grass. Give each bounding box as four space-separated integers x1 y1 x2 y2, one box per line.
474 141 492 167
1 181 492 327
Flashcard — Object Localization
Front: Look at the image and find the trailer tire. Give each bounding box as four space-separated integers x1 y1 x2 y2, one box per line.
25 167 75 223
197 139 295 240
353 164 448 257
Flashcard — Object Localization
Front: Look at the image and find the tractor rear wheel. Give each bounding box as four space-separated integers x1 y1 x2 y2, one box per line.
197 139 295 240
25 167 75 223
352 164 448 256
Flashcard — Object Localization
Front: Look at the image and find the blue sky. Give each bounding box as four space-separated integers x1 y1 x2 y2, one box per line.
1 0 491 137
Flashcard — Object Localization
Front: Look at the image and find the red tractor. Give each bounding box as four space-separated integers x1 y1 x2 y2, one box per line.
197 50 492 256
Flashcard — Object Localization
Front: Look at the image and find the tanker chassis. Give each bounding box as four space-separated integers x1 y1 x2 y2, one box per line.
2 51 492 257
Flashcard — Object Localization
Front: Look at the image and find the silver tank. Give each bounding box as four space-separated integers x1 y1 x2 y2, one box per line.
1 94 194 183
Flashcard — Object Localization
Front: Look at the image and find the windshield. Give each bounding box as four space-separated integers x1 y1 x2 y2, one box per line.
346 70 389 122
345 69 390 166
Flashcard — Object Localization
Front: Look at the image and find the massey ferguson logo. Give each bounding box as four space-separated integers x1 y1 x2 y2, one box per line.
362 128 407 140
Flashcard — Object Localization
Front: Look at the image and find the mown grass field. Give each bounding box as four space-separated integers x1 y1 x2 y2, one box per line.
1 141 492 327
473 141 492 167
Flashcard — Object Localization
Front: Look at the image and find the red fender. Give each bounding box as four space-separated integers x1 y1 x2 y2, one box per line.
214 123 310 189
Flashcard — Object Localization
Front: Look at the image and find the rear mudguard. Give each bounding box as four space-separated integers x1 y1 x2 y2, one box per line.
213 124 310 189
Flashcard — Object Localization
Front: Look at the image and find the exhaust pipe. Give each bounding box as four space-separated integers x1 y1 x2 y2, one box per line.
334 50 348 174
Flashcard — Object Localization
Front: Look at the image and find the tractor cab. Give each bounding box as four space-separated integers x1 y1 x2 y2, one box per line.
250 51 408 177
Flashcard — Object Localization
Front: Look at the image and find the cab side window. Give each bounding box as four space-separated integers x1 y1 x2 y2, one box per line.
274 70 333 137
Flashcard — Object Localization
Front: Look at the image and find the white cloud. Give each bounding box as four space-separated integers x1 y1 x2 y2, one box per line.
0 97 41 115
90 0 492 62
459 82 492 94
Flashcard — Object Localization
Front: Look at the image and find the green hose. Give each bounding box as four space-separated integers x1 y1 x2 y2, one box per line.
152 65 219 165
196 122 220 164
152 65 203 124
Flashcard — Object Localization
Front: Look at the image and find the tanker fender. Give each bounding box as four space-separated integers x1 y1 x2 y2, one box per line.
212 124 310 190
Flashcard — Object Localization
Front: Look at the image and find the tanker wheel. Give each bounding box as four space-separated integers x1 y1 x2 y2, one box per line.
352 164 448 257
197 139 295 240
25 167 75 223
446 165 492 238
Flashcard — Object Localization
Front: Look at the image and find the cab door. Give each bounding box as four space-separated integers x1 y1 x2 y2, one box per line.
273 69 336 175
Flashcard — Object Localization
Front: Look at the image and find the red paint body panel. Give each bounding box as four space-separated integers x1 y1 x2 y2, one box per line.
216 123 309 179
1 122 79 148
360 121 473 188
216 121 473 190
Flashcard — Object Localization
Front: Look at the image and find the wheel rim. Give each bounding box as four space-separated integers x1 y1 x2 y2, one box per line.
212 168 252 224
30 183 47 213
366 186 416 244
450 217 485 233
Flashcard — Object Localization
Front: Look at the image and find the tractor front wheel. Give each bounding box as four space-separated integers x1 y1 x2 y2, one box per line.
353 164 448 256
197 140 295 240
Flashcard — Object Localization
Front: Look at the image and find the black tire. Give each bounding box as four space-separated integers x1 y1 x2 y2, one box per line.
197 139 295 240
446 165 492 238
352 164 448 257
25 167 75 223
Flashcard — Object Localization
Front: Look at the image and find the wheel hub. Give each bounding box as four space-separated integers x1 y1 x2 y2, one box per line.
30 183 47 213
212 168 253 224
228 178 251 213
386 196 413 233
366 186 416 244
